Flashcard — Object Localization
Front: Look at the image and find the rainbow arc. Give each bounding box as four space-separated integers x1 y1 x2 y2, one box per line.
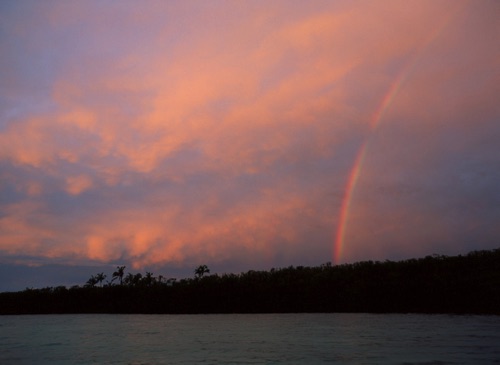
333 3 467 264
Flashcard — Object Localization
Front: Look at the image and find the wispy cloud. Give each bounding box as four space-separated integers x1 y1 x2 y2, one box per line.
0 0 498 283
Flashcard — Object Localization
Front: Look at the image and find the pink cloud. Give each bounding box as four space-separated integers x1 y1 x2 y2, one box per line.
0 0 498 273
65 175 93 195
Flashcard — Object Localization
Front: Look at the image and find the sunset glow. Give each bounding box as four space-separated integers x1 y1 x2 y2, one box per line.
0 0 499 290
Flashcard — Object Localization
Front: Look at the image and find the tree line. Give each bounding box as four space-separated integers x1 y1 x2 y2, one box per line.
85 267 167 288
83 264 210 288
0 249 499 314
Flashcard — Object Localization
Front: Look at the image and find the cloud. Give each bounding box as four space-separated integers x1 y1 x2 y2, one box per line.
0 0 498 279
65 175 93 195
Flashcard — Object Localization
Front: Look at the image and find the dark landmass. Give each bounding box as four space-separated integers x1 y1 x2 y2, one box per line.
1 249 499 315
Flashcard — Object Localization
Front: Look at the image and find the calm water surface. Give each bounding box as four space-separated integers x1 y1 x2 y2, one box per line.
0 313 499 364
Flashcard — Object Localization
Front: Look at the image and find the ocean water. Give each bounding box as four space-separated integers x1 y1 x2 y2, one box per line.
0 313 499 364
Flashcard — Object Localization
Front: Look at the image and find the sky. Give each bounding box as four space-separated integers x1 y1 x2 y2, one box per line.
0 0 499 291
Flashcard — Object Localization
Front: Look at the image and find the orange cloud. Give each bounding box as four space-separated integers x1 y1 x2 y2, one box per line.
65 175 93 195
75 186 331 270
1 0 498 273
0 201 54 254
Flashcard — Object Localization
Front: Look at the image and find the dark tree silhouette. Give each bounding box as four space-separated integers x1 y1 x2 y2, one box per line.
143 272 155 286
195 265 210 279
96 273 106 287
130 273 143 286
112 266 126 285
1 249 499 314
85 275 98 288
123 272 134 286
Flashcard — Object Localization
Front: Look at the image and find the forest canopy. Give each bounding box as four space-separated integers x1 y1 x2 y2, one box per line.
1 249 499 315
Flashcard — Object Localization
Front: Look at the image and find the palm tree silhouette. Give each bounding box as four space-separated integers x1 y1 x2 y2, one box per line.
96 272 106 287
112 266 126 285
124 272 142 286
85 275 98 288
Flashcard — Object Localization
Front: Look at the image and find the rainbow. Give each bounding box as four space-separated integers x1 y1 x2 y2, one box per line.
333 143 367 263
332 2 467 264
333 75 403 264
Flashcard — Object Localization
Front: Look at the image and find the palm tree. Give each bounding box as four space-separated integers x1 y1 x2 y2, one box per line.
112 266 126 285
195 265 210 279
124 272 143 286
85 275 98 288
96 272 106 287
